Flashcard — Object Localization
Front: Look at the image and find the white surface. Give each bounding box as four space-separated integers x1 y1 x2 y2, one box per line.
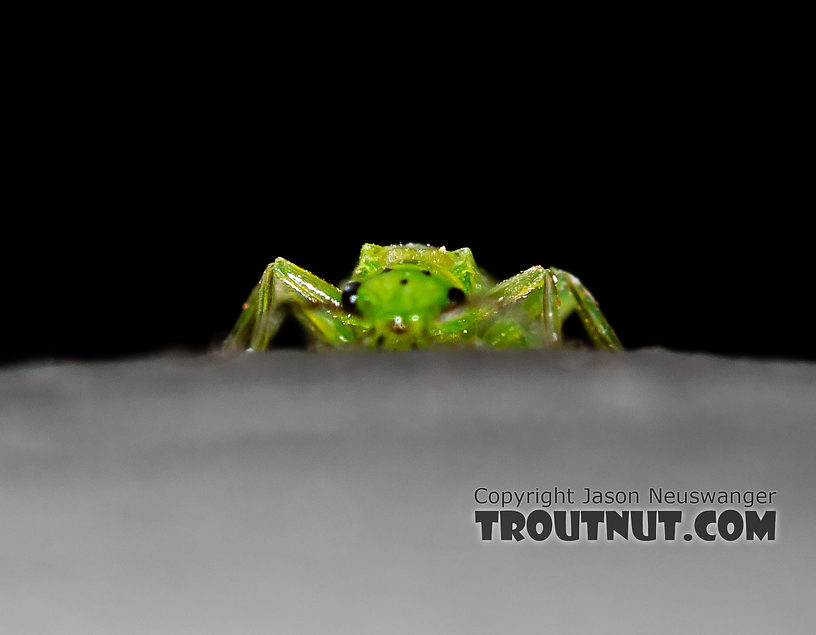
1 350 814 634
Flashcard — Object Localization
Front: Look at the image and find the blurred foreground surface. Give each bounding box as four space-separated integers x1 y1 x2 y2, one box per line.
1 350 815 634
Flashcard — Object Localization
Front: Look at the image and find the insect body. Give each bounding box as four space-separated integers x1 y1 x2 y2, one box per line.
224 243 622 352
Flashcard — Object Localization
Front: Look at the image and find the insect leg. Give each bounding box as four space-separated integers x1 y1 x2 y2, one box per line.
476 266 563 348
223 258 359 352
448 247 493 294
551 268 622 351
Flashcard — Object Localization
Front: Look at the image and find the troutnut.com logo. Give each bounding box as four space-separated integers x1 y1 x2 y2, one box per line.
474 487 777 542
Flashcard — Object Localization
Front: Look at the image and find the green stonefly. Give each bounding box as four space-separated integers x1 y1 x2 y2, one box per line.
224 243 622 352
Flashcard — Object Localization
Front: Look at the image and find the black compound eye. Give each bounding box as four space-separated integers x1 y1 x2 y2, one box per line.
448 287 466 305
341 281 362 313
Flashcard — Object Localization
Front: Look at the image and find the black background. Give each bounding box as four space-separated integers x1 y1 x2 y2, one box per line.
4 38 811 364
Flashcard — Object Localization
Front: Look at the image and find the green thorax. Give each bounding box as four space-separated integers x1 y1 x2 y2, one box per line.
355 264 454 325
345 243 491 349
